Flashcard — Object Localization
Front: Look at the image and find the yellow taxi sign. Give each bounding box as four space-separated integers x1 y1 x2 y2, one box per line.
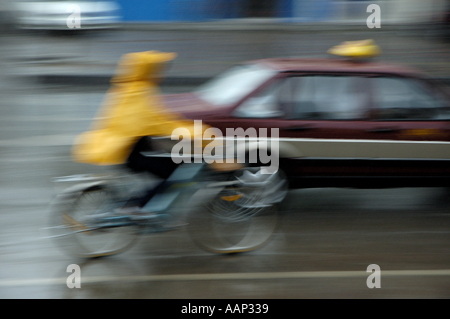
328 39 381 59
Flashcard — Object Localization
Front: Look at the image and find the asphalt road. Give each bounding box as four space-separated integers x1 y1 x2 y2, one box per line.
1 27 450 299
0 79 449 299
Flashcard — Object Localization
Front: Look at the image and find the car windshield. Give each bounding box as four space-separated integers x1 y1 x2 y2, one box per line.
193 64 277 107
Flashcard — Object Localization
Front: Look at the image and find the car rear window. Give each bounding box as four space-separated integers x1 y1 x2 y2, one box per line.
370 77 450 120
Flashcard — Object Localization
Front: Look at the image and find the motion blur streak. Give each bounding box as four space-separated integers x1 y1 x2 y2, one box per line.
3 269 450 288
0 0 449 299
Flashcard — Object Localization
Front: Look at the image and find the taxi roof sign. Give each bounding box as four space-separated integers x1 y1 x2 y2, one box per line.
327 39 381 59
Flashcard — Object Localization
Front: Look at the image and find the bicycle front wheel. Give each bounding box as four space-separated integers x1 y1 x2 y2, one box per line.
187 186 278 254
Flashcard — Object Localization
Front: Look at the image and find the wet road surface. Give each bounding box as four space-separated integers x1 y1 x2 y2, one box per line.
1 27 450 299
0 81 449 299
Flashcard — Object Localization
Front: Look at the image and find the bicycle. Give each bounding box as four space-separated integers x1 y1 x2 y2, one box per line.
47 155 287 258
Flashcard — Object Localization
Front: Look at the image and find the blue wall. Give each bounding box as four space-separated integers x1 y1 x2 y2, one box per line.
117 0 293 22
117 0 171 21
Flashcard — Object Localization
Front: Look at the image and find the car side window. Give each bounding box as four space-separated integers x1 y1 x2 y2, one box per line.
288 76 369 120
371 77 450 120
232 80 287 118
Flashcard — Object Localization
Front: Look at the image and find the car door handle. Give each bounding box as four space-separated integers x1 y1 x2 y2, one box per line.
366 128 400 133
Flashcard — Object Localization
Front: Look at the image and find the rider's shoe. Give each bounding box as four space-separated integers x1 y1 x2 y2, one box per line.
114 206 141 215
116 206 187 230
128 211 160 222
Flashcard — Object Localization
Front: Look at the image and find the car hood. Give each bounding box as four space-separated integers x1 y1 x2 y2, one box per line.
162 93 217 119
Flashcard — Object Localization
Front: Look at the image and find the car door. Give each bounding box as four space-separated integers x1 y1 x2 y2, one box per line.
365 75 450 179
219 73 380 183
277 74 380 181
206 76 288 165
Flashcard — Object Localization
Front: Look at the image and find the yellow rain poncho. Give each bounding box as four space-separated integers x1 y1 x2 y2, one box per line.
72 51 203 166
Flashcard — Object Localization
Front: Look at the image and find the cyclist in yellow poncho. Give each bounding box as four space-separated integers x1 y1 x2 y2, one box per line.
72 50 203 168
72 51 207 208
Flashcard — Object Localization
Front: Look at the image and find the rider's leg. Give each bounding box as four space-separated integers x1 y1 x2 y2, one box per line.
124 137 178 209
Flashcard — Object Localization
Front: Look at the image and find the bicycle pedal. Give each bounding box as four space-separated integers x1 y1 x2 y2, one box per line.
95 215 134 228
129 213 161 222
140 214 188 233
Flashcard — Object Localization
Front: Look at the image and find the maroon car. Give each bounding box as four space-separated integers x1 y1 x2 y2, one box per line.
163 57 450 189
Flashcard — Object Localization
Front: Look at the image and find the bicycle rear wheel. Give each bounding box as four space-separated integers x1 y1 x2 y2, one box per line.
49 185 141 258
